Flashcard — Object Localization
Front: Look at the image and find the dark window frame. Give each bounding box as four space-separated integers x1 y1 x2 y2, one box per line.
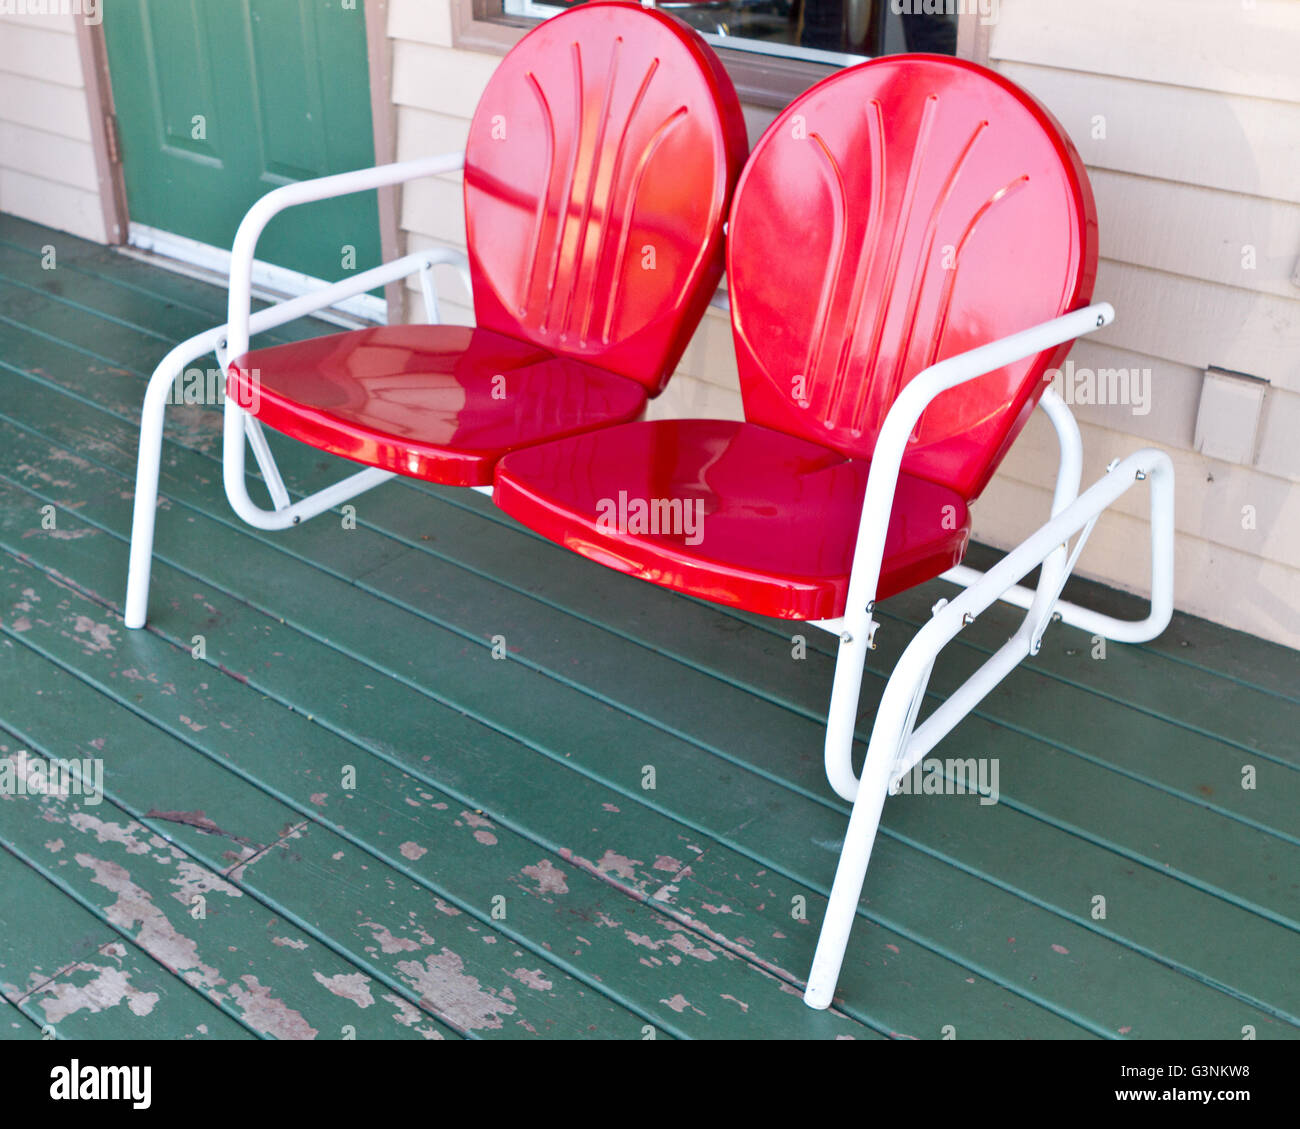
450 0 991 110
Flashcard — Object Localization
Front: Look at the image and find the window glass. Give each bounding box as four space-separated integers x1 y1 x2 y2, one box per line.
503 1 963 66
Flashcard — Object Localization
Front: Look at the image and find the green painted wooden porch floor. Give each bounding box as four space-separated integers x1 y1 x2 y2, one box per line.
1 214 1297 1041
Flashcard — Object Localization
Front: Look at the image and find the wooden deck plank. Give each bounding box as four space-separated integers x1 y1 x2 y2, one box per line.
0 524 876 1040
0 259 223 353
200 502 1300 1030
4 330 1295 890
5 400 1294 1035
0 845 251 1039
0 496 1071 1039
347 533 1300 923
0 651 469 1040
0 414 1108 1037
0 215 309 349
0 565 714 1042
408 478 1300 778
0 998 40 1039
341 485 1300 845
344 486 1300 849
380 465 1300 776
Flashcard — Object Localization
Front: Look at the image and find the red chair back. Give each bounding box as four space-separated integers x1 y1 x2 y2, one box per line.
727 56 1097 500
465 1 748 396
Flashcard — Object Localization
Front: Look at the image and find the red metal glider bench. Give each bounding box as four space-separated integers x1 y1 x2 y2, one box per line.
494 54 1175 1009
122 1 1176 1016
124 0 747 625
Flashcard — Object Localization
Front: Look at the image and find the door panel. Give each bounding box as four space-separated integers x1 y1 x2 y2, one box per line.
249 0 333 183
104 0 381 285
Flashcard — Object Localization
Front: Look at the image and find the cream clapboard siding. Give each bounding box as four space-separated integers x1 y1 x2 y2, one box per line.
975 0 1300 649
0 8 105 241
391 0 1300 646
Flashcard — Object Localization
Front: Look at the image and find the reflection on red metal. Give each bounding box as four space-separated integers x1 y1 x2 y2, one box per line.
494 417 970 620
227 1 747 475
227 325 646 487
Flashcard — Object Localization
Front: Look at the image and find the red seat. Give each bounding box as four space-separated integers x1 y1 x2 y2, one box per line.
494 418 969 620
495 54 1096 619
227 325 646 487
226 1 747 482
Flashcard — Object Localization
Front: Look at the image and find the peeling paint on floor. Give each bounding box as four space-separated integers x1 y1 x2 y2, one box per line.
228 975 318 1040
394 949 516 1031
313 971 375 1009
522 859 569 896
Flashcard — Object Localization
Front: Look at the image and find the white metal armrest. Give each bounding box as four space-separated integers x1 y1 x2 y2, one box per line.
804 302 1170 1006
218 151 474 535
806 443 1173 1008
124 152 472 630
225 150 468 359
844 301 1114 622
816 301 1113 799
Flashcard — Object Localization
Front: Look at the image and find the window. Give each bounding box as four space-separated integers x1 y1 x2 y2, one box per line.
452 1 992 108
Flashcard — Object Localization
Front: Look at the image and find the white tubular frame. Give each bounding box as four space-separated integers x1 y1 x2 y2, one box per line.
801 301 1176 1009
125 153 470 630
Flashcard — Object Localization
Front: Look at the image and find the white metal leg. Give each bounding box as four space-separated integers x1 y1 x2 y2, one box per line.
936 387 1162 645
940 563 1168 645
811 387 1082 801
803 447 1174 1009
821 610 877 801
804 718 898 1010
418 261 441 324
124 327 229 629
241 413 293 512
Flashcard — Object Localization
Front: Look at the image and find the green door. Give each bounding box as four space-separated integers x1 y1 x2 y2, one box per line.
103 0 381 284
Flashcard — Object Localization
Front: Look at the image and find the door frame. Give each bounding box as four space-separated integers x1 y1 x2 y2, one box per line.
74 13 128 246
75 0 404 324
